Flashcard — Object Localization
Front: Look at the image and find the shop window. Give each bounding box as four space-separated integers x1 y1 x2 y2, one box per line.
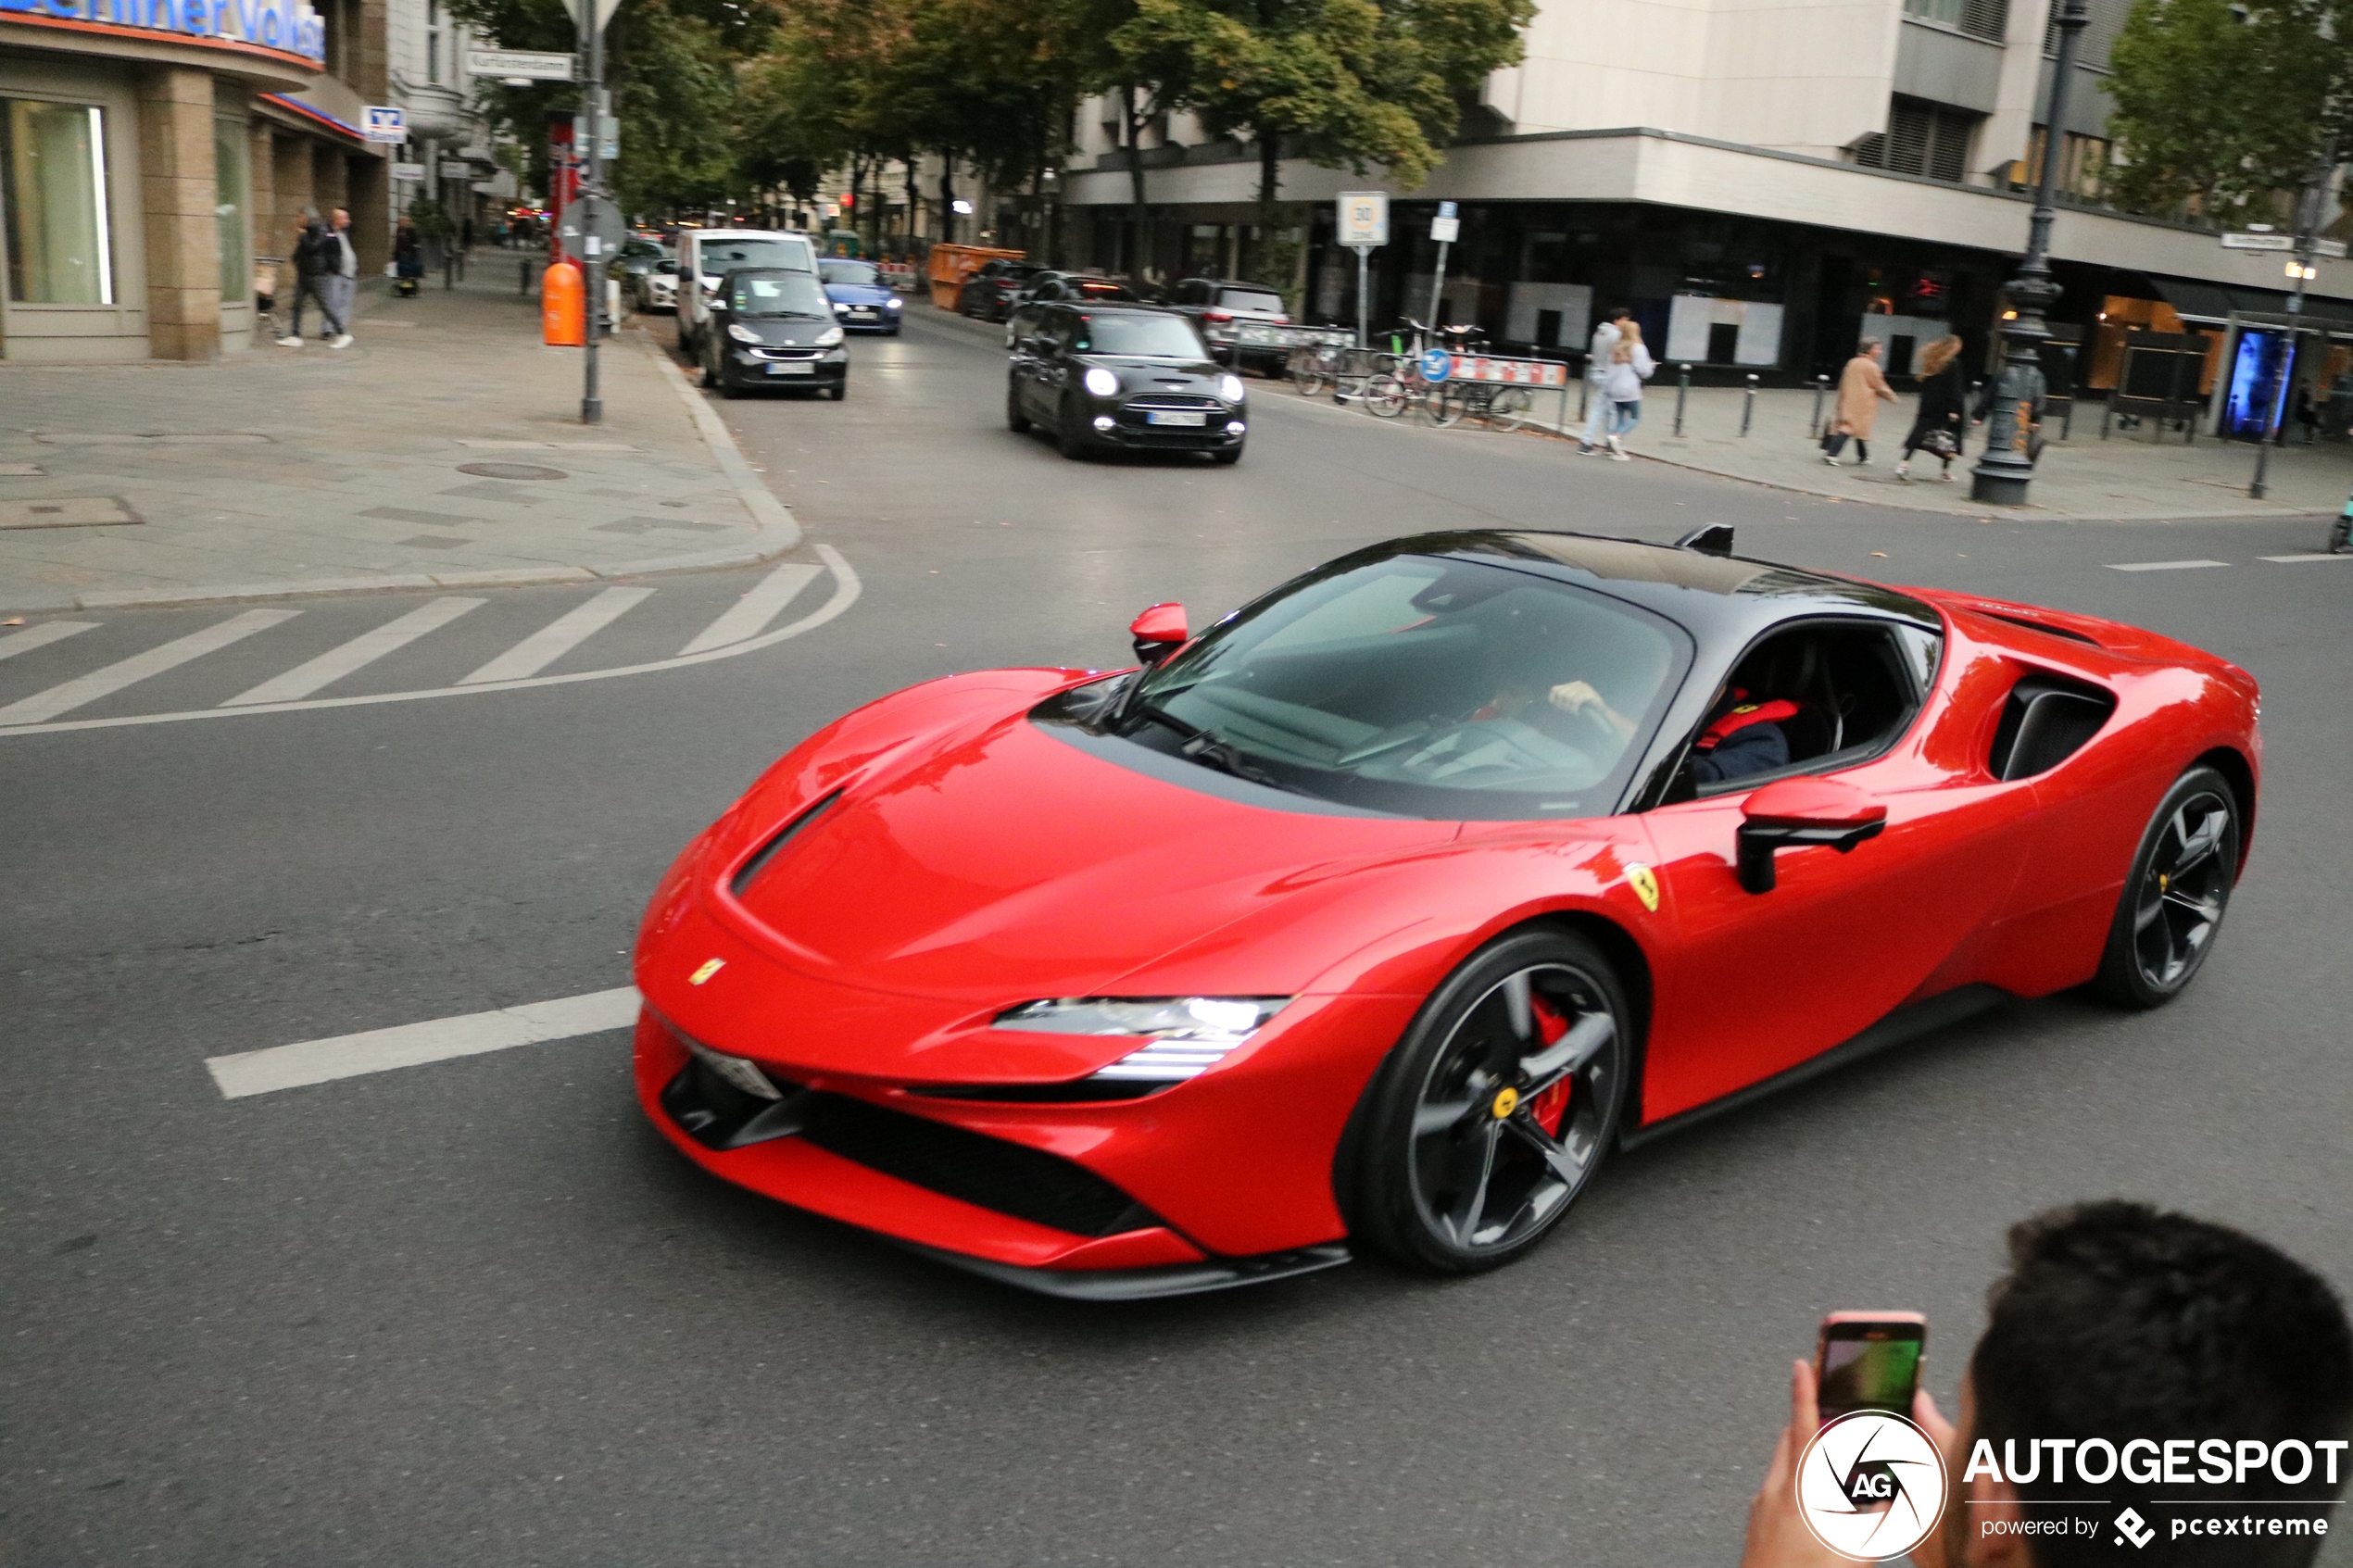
1 99 115 306
215 119 251 304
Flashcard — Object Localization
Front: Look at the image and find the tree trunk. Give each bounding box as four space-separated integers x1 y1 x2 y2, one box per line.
939 151 957 245
904 154 921 245
1122 82 1151 280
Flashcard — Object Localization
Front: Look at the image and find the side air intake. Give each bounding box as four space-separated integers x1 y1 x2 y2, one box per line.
1989 674 2115 781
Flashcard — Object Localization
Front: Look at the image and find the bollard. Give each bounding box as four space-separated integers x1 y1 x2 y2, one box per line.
1579 376 1589 422
520 256 532 295
1675 364 1691 435
1810 375 1828 438
1741 374 1757 436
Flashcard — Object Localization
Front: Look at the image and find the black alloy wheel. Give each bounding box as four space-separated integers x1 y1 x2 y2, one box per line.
1350 930 1628 1273
1005 381 1031 433
2093 765 2242 1008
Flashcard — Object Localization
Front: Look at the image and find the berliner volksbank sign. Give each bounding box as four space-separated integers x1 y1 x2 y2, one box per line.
0 0 328 65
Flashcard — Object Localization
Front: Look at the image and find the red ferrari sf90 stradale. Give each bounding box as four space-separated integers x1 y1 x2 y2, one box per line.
632 528 2258 1298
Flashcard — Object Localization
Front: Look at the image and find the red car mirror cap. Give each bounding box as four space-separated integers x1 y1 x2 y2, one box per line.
1129 602 1188 665
1740 774 1887 828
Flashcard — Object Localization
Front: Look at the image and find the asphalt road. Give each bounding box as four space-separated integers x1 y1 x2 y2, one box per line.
6 302 2352 1567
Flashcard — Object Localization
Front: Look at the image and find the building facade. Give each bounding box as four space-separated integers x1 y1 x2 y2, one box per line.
1061 0 2353 385
1 0 387 360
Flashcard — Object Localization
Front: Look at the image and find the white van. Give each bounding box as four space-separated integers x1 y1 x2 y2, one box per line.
678 229 818 352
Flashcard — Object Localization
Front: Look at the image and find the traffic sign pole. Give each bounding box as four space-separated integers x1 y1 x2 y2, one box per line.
579 12 604 423
1428 203 1458 334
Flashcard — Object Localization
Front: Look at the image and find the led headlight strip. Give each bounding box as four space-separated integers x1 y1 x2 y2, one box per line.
991 997 1291 1083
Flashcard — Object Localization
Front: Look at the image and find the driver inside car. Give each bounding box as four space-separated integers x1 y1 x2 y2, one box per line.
1688 686 1797 783
1474 678 1640 746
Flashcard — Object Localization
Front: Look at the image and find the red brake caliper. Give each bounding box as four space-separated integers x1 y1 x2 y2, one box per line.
1528 992 1573 1135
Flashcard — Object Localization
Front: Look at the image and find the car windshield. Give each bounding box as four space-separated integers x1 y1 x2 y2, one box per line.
700 237 811 274
1216 288 1284 314
1117 554 1691 818
1076 313 1205 358
820 260 881 286
728 272 832 318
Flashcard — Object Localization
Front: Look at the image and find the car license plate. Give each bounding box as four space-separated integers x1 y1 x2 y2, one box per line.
1147 410 1206 426
768 362 814 376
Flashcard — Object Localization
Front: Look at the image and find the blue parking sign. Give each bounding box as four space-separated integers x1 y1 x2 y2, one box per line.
1422 348 1453 382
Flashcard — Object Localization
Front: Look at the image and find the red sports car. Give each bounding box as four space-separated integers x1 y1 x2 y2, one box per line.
633 529 2258 1297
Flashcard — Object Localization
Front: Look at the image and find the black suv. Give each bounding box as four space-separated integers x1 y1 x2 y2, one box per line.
1005 303 1246 463
1163 278 1290 372
957 258 1044 321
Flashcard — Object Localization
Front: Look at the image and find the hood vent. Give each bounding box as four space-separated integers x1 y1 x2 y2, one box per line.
730 789 843 896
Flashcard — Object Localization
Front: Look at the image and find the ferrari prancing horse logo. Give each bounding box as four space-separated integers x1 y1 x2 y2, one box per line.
1627 864 1661 913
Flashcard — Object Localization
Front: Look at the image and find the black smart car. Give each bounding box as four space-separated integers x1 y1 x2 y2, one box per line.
699 268 848 399
1005 303 1246 463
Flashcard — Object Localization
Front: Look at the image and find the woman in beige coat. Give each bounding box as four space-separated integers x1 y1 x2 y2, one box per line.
1822 338 1898 466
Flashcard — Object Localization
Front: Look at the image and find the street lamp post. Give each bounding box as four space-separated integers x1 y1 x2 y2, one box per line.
1971 0 2091 505
578 14 605 425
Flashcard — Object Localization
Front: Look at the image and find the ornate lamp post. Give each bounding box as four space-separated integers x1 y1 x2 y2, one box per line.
1972 0 2092 505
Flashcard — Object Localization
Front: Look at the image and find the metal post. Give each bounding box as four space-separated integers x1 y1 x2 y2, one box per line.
1579 373 1589 422
520 254 532 295
1674 364 1691 434
1809 375 1827 437
1970 0 2087 504
1741 374 1756 436
2252 159 2325 495
580 19 604 425
1428 238 1450 334
1353 246 1370 351
2100 390 2113 440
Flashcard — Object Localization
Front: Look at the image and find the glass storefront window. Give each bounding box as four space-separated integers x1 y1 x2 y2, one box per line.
215 119 251 302
1 99 115 305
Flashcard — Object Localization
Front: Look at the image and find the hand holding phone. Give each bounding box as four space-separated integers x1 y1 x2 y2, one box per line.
1815 1311 1928 1424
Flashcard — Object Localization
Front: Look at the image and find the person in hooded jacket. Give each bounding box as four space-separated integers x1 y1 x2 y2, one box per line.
1598 320 1656 461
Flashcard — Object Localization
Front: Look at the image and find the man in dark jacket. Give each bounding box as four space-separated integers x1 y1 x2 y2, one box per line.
276 208 356 348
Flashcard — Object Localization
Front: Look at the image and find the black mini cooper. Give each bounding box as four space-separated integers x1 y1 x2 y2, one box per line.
700 268 848 399
1005 304 1246 463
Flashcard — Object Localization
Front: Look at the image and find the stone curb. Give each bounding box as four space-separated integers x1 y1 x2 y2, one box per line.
3 324 801 616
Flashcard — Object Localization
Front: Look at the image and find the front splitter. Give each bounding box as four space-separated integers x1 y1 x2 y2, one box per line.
900 1240 1353 1301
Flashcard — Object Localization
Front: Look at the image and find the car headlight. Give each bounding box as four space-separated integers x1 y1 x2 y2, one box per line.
726 322 762 344
816 326 845 346
1084 367 1121 397
992 997 1290 1081
1219 374 1246 403
833 301 850 314
885 296 901 309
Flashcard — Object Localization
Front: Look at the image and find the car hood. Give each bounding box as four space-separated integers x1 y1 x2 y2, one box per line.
720 696 1455 1003
727 316 837 345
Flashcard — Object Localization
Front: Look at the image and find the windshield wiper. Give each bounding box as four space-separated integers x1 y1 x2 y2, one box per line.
1129 703 1302 793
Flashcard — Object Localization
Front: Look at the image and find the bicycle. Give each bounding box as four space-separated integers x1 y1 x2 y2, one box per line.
1434 381 1535 432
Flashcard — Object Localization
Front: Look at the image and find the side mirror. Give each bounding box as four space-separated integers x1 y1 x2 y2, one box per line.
1129 602 1188 665
1735 776 1887 894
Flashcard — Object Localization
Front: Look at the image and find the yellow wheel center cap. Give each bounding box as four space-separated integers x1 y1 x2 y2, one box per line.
1491 1086 1520 1120
2158 872 2170 891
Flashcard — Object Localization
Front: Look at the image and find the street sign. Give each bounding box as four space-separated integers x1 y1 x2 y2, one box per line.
1429 216 1460 244
2221 232 2296 251
562 0 622 36
466 48 574 80
1421 348 1453 383
391 160 426 181
361 106 406 144
1338 191 1388 248
1437 200 1457 219
2320 239 2348 259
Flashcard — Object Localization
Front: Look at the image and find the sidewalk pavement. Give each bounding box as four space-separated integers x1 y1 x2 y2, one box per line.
0 270 795 616
1541 382 2353 521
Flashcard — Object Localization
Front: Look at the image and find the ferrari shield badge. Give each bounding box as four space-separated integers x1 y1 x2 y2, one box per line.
1626 864 1661 913
688 959 726 985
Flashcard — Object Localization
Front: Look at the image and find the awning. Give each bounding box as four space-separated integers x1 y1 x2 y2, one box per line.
2147 277 2234 324
2148 274 2353 332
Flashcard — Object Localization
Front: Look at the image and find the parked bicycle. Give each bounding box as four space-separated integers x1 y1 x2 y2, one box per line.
1365 320 1491 422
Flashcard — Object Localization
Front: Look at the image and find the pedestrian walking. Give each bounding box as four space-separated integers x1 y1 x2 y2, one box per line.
1893 334 1969 483
276 212 328 346
1578 306 1631 454
393 217 424 298
1598 320 1656 461
277 207 358 348
2295 383 2320 444
318 207 358 348
1820 337 1896 466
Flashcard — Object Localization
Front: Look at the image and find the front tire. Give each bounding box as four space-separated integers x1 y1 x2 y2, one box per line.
2090 765 2242 1008
1348 929 1629 1274
1006 383 1031 432
1056 403 1092 459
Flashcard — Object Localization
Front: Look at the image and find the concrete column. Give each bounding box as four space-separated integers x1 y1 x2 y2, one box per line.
137 66 220 361
248 121 277 265
273 130 314 258
347 155 388 277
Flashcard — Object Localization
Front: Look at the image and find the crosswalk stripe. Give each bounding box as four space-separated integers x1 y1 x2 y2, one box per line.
0 621 99 662
220 596 484 707
458 585 653 684
207 985 642 1098
0 608 300 726
2259 553 2353 563
677 561 823 656
2107 559 2229 572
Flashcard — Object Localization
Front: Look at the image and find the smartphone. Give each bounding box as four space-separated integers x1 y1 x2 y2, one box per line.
1816 1311 1928 1422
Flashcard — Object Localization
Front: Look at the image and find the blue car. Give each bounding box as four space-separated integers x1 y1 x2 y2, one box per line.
818 259 903 335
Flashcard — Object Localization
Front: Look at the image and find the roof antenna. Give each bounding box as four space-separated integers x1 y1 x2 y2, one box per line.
1675 523 1735 557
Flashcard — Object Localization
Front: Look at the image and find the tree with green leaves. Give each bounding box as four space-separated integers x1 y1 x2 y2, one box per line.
2105 0 2346 220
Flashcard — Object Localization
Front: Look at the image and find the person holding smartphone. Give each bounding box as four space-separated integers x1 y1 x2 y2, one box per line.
1739 1202 2353 1567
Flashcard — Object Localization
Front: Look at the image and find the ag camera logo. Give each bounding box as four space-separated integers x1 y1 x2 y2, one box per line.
1796 1411 1949 1562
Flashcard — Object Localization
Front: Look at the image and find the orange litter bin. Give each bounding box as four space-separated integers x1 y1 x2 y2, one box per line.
542 258 585 345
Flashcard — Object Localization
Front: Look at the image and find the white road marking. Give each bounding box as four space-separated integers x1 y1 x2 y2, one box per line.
458 586 653 684
220 596 484 706
2106 559 2230 572
0 543 861 738
2260 552 2353 563
208 985 641 1098
0 608 299 726
0 621 98 661
678 561 823 655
